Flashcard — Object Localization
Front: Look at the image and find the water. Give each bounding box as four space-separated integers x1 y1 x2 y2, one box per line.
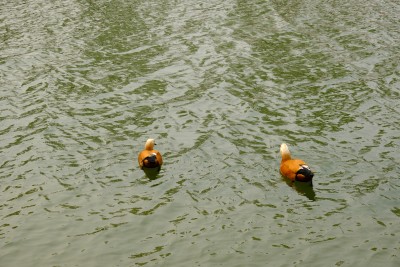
1 0 399 266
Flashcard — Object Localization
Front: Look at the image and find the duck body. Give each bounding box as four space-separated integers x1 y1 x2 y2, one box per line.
138 139 163 170
280 143 314 182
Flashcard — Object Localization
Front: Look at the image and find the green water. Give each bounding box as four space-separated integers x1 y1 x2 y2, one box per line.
1 0 399 266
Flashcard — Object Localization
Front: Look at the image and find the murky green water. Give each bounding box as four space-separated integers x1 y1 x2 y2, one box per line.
1 0 400 266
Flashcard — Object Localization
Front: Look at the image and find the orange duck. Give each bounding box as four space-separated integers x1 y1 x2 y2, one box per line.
280 143 314 183
138 138 163 170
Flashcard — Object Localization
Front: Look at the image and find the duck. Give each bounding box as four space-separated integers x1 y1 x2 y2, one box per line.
138 138 163 170
280 143 314 182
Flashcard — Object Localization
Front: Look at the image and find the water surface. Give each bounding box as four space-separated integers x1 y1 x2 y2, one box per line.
1 0 399 266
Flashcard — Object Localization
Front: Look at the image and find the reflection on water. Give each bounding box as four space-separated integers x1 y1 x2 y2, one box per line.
284 178 316 201
1 0 400 266
141 167 162 180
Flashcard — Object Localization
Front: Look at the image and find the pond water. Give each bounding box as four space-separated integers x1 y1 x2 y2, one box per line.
1 0 399 266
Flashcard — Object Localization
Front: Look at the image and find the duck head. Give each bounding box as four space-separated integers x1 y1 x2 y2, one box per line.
295 165 314 182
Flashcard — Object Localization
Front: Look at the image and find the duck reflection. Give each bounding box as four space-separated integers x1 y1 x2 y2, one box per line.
142 167 161 180
284 178 316 201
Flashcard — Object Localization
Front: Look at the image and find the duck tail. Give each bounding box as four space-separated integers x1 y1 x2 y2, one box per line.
280 143 291 161
145 139 155 150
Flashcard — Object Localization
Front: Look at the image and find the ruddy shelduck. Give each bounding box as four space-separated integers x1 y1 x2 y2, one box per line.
280 143 314 182
138 139 163 170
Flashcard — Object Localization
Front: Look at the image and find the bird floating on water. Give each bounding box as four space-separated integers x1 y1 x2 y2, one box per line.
138 138 163 171
280 143 314 183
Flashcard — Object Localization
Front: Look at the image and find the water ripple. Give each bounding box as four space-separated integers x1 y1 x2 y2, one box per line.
1 0 400 266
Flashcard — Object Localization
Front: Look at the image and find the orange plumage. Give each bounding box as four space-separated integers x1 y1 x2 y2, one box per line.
138 139 163 170
280 143 314 182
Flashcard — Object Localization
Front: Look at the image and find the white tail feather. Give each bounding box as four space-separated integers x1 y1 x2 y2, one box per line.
280 143 291 160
